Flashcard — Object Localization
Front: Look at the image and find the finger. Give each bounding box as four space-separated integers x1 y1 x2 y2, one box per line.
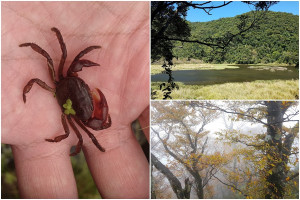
138 105 150 142
11 143 78 198
83 127 149 198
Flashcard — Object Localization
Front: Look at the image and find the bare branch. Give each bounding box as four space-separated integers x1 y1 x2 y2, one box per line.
212 174 248 197
151 127 194 173
182 1 233 11
194 102 269 126
288 172 299 181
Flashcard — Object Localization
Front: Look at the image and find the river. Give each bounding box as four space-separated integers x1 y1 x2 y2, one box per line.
151 64 299 85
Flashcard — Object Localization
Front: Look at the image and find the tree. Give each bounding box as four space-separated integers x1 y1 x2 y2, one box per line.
151 1 278 99
192 101 299 198
151 101 229 198
151 160 174 199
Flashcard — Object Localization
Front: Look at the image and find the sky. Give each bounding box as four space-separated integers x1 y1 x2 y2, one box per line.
186 1 299 22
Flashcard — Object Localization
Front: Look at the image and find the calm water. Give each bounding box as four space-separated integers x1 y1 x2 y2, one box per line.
151 64 299 85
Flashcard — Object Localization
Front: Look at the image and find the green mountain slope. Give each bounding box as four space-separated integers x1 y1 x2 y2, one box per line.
173 11 299 64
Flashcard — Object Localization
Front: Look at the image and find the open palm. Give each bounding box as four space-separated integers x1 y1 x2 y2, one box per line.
2 2 149 198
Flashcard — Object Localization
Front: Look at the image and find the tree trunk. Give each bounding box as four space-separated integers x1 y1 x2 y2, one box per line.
151 154 192 198
183 178 192 198
151 162 156 199
265 101 292 198
190 171 204 198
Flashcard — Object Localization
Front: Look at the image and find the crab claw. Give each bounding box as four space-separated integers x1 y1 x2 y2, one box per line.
67 59 99 76
86 88 112 130
70 59 100 72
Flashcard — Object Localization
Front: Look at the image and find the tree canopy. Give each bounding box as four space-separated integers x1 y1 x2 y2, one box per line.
173 11 299 64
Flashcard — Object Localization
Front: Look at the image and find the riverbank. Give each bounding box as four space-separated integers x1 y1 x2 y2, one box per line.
151 79 299 100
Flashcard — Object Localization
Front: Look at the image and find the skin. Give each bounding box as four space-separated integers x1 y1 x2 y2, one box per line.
2 1 149 199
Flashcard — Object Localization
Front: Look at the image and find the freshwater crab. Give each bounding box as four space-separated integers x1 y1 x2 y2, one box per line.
20 27 112 156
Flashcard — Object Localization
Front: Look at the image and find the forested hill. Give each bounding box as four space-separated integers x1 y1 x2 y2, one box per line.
173 11 299 64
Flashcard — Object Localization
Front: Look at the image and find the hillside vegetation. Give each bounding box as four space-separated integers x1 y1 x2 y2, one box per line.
173 11 299 64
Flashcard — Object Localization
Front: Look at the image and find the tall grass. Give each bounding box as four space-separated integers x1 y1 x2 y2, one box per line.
151 79 299 100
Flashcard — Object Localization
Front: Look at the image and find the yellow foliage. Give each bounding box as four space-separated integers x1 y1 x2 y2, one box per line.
281 101 293 107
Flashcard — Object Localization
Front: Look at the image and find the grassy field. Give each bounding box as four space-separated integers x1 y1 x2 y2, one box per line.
151 79 299 100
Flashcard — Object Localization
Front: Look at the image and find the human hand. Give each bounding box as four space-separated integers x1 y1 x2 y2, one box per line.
2 1 149 198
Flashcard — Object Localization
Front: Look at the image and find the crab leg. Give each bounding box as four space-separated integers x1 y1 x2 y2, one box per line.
45 113 70 142
67 116 83 156
19 43 56 83
73 116 105 152
67 46 101 76
51 27 67 81
23 78 55 103
72 45 101 61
